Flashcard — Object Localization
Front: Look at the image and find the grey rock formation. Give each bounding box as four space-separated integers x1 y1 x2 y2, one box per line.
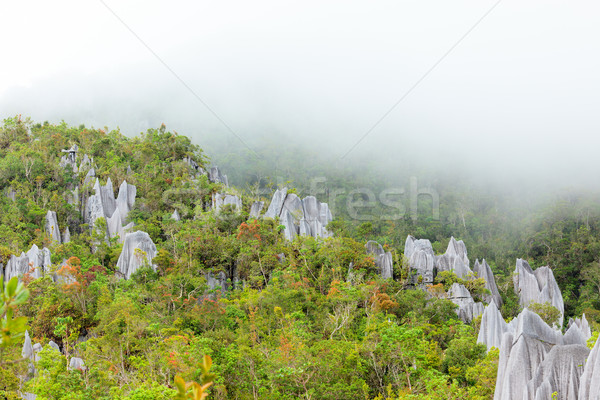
473 259 503 307
115 180 137 222
78 154 92 173
83 168 95 186
303 196 332 238
69 357 86 371
492 308 588 400
448 283 484 323
249 201 264 218
59 144 78 172
213 193 242 213
86 178 137 244
182 157 205 176
513 258 565 327
264 188 288 219
99 177 117 218
365 241 393 279
525 344 589 400
116 231 157 279
45 211 61 245
404 236 436 285
280 208 297 241
62 227 71 244
107 209 125 241
171 209 181 221
206 271 228 292
208 166 228 186
477 300 509 351
563 316 592 346
48 340 60 353
263 189 333 240
579 334 600 400
4 245 52 282
22 330 33 360
436 237 472 279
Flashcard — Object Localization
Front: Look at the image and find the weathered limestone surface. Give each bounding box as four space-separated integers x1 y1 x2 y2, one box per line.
448 283 484 323
85 178 137 242
208 166 228 186
48 341 60 353
365 241 393 279
563 316 592 346
171 209 181 221
59 144 79 172
249 201 264 218
474 259 503 306
45 210 61 245
436 237 472 278
83 168 95 186
525 344 589 400
213 193 242 213
492 307 594 400
404 236 436 285
69 357 86 371
513 258 565 327
62 227 71 244
115 180 137 222
264 188 287 219
206 271 228 291
116 231 157 279
263 189 333 239
477 300 509 351
3 245 52 282
579 334 600 400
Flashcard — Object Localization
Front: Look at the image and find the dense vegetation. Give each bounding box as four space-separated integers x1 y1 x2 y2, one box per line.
1 116 599 399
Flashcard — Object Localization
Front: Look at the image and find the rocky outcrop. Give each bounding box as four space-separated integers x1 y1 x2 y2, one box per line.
3 245 51 282
208 166 228 186
477 300 509 351
206 271 228 292
492 308 591 400
115 180 136 223
62 227 71 244
264 188 287 219
69 357 86 371
249 201 264 218
448 283 484 323
474 259 503 306
116 231 157 279
171 209 181 221
579 334 600 400
525 344 589 400
264 189 333 240
83 168 95 186
85 178 137 242
513 258 564 327
59 144 79 172
213 193 242 213
563 315 592 346
45 211 61 245
403 236 436 285
365 241 393 279
436 237 472 279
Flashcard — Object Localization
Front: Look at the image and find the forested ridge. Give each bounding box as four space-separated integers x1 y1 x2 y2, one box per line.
1 116 600 399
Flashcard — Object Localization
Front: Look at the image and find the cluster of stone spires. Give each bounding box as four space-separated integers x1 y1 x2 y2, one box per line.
395 235 502 323
19 330 85 400
249 188 333 240
396 234 599 399
479 301 599 399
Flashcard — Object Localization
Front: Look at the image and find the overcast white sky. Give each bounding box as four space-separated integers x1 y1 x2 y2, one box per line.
1 1 599 187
